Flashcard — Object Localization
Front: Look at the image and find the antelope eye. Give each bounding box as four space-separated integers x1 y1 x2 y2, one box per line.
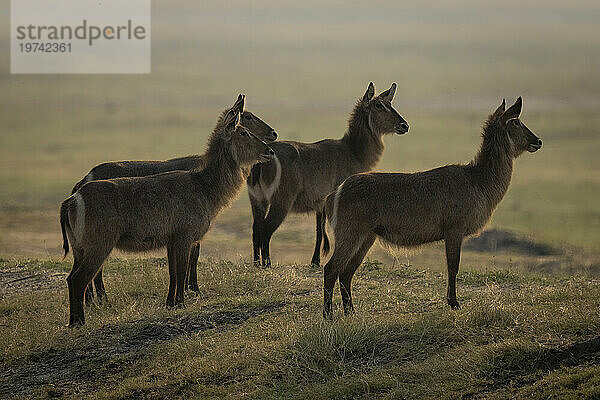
511 119 520 127
375 102 384 110
239 130 249 137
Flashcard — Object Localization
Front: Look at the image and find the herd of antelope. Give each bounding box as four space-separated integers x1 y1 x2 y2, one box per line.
60 83 542 326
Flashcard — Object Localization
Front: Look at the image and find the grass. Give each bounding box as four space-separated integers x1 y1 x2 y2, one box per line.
1 256 600 399
0 1 599 398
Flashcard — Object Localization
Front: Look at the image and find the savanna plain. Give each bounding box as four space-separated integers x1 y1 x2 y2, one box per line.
1 1 600 398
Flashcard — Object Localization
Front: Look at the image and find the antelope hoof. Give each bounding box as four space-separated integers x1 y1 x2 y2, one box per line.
67 314 85 328
310 258 321 268
97 294 108 306
322 308 333 320
187 284 200 293
166 298 176 309
448 299 461 310
174 298 186 309
84 291 94 306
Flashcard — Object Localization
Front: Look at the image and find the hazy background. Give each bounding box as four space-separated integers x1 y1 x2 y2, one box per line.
1 0 599 264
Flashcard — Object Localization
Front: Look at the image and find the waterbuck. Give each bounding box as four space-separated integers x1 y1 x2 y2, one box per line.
69 95 277 303
321 97 542 318
60 111 275 326
248 82 409 267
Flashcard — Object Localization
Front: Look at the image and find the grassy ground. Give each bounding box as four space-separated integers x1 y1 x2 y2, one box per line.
1 255 600 399
0 1 599 398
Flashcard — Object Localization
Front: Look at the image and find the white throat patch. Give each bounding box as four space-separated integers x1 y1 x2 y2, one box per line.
260 156 281 201
247 155 281 203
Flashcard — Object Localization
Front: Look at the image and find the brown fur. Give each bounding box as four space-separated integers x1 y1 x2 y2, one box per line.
248 82 409 267
66 95 277 303
321 97 542 318
60 111 274 326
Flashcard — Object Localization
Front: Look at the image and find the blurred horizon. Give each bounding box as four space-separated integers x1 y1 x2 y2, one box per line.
0 1 598 260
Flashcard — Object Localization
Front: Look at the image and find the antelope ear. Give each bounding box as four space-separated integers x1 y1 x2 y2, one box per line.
363 82 375 102
232 94 246 113
378 83 397 103
225 111 241 130
492 99 506 119
502 97 522 122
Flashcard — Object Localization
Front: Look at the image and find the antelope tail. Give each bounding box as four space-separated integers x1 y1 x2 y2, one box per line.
60 201 70 259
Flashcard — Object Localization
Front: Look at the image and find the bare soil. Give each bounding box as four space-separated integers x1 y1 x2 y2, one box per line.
0 265 67 299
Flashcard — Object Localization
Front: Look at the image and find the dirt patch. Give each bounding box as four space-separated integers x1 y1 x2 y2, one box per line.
545 336 600 367
466 335 600 399
464 229 561 256
0 266 67 299
0 302 285 399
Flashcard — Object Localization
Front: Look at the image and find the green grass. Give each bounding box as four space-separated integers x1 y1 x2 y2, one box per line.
1 257 600 399
0 1 599 398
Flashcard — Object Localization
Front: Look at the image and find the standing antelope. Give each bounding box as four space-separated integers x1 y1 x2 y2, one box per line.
60 111 275 326
69 95 277 303
322 97 542 318
248 82 409 267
